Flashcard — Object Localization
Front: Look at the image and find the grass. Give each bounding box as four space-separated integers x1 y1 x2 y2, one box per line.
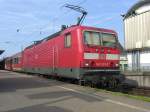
124 94 150 102
98 88 150 102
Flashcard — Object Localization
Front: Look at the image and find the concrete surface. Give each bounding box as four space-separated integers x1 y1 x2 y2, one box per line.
0 70 150 112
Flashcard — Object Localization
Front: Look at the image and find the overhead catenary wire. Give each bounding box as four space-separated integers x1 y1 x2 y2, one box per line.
14 0 88 42
22 0 87 35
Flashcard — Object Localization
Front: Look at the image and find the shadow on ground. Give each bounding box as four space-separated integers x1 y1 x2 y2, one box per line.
0 77 62 93
27 90 105 103
4 105 73 112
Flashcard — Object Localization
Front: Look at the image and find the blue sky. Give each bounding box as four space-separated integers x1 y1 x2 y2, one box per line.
0 0 138 59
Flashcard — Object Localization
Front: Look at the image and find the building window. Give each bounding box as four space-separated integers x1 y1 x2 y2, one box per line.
65 33 71 48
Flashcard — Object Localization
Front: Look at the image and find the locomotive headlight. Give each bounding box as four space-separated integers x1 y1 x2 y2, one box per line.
115 64 119 67
85 63 89 67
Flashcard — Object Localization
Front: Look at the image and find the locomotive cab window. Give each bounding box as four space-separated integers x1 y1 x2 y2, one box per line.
65 33 72 48
84 31 101 46
101 33 117 47
84 31 117 47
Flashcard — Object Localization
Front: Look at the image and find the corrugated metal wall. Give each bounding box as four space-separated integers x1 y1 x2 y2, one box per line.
124 11 150 50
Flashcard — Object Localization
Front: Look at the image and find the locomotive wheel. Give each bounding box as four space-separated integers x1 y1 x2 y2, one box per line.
101 80 107 88
79 80 85 86
108 78 117 89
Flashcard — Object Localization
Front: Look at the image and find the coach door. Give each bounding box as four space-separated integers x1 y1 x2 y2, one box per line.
52 46 58 73
10 59 13 71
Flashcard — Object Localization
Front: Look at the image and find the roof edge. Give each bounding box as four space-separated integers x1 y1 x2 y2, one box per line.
124 0 150 19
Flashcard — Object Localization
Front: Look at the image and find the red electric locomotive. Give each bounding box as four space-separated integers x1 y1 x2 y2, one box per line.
22 25 122 87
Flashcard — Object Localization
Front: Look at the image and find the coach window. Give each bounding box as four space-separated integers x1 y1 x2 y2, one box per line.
15 58 17 64
16 58 19 64
13 58 19 64
65 33 72 48
13 58 16 64
17 58 20 64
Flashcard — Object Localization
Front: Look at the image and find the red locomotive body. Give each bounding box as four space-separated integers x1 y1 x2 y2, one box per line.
5 25 123 87
21 25 122 86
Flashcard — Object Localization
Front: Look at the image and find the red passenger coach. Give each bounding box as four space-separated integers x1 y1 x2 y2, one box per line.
22 25 123 87
5 57 13 71
5 52 22 71
11 52 22 71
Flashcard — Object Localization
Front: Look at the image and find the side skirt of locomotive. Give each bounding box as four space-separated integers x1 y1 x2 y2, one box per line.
22 67 124 88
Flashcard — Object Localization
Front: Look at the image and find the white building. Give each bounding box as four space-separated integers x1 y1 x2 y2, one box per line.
124 0 150 71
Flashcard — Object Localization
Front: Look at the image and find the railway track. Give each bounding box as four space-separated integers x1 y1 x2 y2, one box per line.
33 74 150 98
79 81 150 97
114 84 150 97
128 87 150 97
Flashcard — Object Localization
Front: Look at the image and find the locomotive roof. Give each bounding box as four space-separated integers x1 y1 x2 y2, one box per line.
25 31 61 50
11 52 22 58
25 25 117 50
80 25 117 34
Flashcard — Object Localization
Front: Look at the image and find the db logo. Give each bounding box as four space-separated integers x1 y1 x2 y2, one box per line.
99 54 105 59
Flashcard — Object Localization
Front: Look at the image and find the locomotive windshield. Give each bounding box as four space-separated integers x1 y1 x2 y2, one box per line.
101 33 116 47
84 31 101 46
84 31 116 47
